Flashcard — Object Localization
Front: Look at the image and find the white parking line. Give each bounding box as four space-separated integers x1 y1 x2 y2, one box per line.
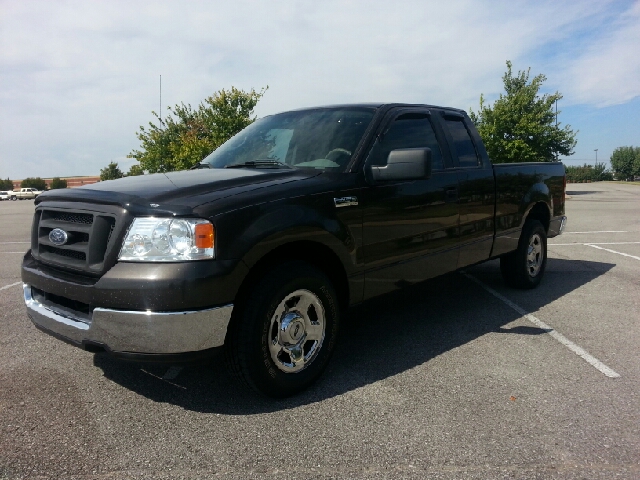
0 252 25 254
0 242 30 244
0 281 21 291
563 231 628 234
549 242 640 246
587 244 640 261
461 272 620 379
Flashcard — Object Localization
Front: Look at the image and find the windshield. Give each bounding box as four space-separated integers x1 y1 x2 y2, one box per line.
201 107 376 171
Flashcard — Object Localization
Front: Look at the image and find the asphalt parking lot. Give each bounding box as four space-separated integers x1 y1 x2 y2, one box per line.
1 182 639 480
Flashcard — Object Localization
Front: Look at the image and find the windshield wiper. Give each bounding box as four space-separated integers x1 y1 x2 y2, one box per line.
225 160 292 169
191 163 212 169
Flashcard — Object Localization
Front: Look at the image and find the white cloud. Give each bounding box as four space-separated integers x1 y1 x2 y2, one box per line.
565 1 640 107
0 0 634 179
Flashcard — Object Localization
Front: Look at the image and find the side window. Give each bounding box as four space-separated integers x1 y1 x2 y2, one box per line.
445 119 479 167
369 113 444 170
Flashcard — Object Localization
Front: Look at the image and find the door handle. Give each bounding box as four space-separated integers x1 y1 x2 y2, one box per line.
445 187 458 202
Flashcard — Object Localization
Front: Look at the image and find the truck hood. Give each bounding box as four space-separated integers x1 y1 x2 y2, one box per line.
36 168 322 212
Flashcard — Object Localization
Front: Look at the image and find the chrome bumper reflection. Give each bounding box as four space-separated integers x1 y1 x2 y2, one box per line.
559 216 567 234
548 216 567 238
24 284 233 354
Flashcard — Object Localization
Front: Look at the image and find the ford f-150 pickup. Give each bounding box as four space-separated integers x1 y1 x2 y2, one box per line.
22 103 567 397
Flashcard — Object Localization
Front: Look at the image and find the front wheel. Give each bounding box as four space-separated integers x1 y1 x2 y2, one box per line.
226 262 339 398
500 220 547 289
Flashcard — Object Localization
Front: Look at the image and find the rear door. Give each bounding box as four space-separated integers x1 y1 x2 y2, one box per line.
361 109 459 300
438 112 495 268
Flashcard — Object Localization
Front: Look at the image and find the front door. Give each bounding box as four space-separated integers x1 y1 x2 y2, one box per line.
361 110 459 300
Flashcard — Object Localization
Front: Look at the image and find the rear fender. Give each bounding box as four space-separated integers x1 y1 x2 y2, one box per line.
520 183 552 230
492 182 551 258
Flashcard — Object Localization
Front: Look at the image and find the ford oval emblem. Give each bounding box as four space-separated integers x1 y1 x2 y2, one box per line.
49 228 68 246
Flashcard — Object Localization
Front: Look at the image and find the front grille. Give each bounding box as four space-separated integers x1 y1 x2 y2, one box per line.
31 206 121 275
42 245 87 261
48 211 94 225
106 222 115 244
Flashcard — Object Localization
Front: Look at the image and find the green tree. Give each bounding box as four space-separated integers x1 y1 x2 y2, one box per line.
0 178 13 190
610 146 639 180
21 177 47 190
100 162 124 181
50 177 68 189
470 61 577 163
127 164 145 176
128 86 267 173
564 163 612 183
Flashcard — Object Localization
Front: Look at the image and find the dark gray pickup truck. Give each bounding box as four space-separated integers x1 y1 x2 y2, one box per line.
22 103 566 397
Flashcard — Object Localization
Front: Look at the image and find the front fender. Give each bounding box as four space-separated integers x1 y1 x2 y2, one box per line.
213 199 359 276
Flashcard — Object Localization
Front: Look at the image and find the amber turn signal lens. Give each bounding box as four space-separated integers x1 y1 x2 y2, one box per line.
194 223 214 249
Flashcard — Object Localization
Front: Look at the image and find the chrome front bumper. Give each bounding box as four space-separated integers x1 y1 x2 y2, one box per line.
24 284 233 354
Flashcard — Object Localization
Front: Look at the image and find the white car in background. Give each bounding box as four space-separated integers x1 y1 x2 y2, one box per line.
0 190 17 201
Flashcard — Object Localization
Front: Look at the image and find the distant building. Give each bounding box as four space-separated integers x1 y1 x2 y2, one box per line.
12 176 100 190
57 176 101 188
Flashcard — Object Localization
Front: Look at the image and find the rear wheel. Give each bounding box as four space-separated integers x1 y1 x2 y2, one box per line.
500 220 547 289
226 262 339 398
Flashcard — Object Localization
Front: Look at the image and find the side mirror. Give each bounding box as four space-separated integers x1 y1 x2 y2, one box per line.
371 148 432 182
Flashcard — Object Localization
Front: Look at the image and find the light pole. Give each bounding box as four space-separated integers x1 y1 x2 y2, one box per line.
555 99 558 161
594 149 598 166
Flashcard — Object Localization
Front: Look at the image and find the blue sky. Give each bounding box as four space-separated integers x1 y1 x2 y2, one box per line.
1 0 639 179
560 98 640 166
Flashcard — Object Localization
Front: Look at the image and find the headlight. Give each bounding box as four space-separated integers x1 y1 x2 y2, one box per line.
118 217 214 261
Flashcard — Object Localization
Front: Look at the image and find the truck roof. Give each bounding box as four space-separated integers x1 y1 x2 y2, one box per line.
282 103 467 115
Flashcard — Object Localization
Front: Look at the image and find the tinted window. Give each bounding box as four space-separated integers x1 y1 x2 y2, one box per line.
445 119 479 167
369 113 444 170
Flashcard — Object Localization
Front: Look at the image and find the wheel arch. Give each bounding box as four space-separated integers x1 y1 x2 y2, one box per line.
233 240 351 316
523 201 551 233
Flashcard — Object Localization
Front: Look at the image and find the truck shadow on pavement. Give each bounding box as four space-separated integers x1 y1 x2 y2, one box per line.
93 257 614 414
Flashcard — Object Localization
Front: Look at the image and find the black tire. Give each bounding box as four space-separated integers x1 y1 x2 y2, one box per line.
500 220 547 289
11 196 17 201
226 261 340 398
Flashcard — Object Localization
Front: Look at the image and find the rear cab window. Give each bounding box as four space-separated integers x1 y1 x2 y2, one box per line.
443 116 480 168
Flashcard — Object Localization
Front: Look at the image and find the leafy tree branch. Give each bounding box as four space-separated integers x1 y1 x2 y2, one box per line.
128 86 268 173
470 61 577 163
